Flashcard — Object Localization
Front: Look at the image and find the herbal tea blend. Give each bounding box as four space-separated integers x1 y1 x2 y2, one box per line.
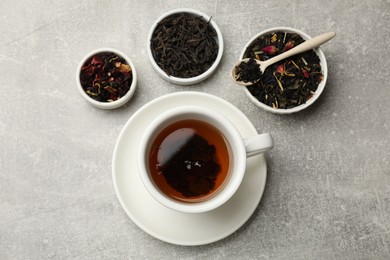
80 52 133 102
234 58 262 83
150 12 219 78
244 32 323 109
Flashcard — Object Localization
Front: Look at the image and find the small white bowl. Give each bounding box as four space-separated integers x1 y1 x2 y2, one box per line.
240 27 328 114
147 8 224 85
76 48 137 109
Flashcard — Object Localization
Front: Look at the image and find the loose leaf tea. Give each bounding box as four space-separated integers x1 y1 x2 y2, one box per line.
150 12 219 78
234 58 262 83
80 52 133 102
243 32 323 109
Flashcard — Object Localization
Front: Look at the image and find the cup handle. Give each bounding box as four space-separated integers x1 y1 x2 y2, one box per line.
243 133 274 157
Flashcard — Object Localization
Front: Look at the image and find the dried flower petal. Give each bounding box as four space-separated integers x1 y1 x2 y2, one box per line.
261 45 278 55
271 34 277 43
277 64 285 74
91 56 102 65
119 64 131 73
302 70 309 78
104 86 118 94
284 41 295 51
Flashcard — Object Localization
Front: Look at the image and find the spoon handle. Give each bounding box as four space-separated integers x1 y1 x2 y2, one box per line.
262 32 336 69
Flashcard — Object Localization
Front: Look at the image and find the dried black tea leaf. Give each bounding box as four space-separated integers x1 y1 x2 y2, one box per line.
150 12 219 78
234 58 263 83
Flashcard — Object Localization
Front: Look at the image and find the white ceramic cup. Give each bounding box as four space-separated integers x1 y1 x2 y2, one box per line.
138 106 273 213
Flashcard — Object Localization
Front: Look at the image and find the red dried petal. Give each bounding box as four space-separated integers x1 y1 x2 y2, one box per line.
81 65 93 76
261 45 278 55
81 64 92 71
277 64 285 74
284 41 294 51
90 56 102 65
302 70 309 78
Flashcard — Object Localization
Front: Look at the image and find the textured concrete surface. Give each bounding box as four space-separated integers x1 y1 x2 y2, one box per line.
1 0 390 259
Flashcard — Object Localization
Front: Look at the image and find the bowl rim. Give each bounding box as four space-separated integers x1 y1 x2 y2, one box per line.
76 47 137 109
147 8 224 85
240 27 328 114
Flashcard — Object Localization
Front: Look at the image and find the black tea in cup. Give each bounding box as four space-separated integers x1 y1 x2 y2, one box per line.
148 119 230 202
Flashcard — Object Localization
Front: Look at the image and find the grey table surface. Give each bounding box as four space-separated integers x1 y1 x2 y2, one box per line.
1 0 390 259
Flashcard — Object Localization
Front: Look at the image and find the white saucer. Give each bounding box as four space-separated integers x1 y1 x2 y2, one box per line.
112 92 267 246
